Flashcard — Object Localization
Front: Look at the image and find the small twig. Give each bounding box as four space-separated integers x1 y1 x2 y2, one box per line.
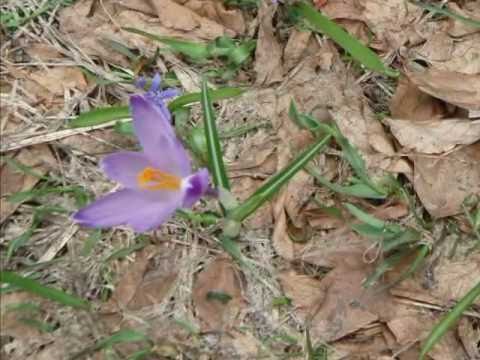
1 119 131 152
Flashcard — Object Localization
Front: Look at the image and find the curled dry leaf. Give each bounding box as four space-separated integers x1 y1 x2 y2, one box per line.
279 263 384 342
192 256 246 332
412 143 480 218
102 245 178 313
59 0 244 65
458 317 480 360
389 76 447 121
447 1 480 37
319 0 421 50
405 65 480 111
254 1 284 85
385 118 480 154
29 67 88 97
412 33 480 75
390 253 480 306
283 29 311 71
0 145 56 223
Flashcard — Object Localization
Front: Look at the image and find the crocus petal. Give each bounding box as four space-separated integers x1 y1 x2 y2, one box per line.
150 73 161 92
101 151 151 189
130 95 191 177
73 189 181 232
182 168 210 208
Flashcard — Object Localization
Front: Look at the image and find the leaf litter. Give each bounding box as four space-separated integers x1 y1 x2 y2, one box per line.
1 0 480 359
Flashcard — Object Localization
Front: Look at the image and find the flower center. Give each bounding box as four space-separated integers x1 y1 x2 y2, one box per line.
137 167 181 191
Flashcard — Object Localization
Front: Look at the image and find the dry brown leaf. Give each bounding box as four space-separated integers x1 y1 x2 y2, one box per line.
412 33 480 75
0 145 56 223
458 317 480 360
24 43 64 61
254 2 284 85
448 2 480 37
283 29 311 71
178 0 246 35
59 0 243 65
103 245 178 312
278 271 326 312
385 118 480 154
330 332 390 360
59 129 136 155
391 253 480 307
359 0 421 50
29 67 88 97
192 256 246 331
406 65 480 111
389 76 447 120
220 330 261 359
412 143 480 218
0 292 43 339
320 0 421 50
280 266 382 342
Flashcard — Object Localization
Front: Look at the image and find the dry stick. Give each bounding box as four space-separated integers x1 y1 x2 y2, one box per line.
394 297 480 319
1 119 131 152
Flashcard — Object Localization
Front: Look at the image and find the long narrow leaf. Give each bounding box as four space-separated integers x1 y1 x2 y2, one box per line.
228 135 332 222
419 280 480 359
411 1 480 29
0 272 89 309
201 80 230 190
69 106 130 128
292 2 398 77
69 88 245 128
306 164 385 199
169 87 245 111
123 27 209 61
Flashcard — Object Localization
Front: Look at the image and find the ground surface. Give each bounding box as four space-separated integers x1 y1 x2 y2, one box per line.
1 0 480 359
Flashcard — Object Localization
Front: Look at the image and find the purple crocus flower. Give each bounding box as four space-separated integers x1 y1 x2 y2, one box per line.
73 83 210 232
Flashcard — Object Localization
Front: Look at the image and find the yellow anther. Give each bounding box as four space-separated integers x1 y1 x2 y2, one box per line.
137 167 181 191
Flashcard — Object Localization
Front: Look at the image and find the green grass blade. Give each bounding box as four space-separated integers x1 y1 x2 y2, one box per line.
69 106 130 128
379 244 429 291
122 27 209 61
419 280 480 360
0 272 89 309
306 164 385 199
344 203 386 229
201 80 230 191
412 1 480 29
69 88 245 128
292 2 399 77
228 135 332 222
364 250 409 288
169 87 245 111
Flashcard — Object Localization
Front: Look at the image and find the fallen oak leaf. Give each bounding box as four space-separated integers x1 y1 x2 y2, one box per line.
385 118 480 154
412 143 480 218
405 65 480 111
192 256 246 332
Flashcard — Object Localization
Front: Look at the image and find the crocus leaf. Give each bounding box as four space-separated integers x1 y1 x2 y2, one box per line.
306 164 386 199
411 1 480 29
344 203 386 229
380 244 429 292
70 329 149 360
122 27 210 61
0 271 90 309
169 87 245 111
420 280 480 360
200 80 230 191
364 250 409 288
292 2 399 77
228 134 332 222
69 106 130 128
69 87 245 128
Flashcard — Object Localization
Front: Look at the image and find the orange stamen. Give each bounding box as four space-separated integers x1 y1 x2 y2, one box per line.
137 167 181 191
